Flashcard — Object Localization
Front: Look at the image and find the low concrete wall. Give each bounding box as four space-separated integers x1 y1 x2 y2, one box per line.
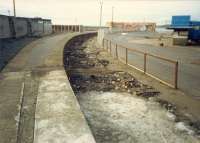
43 21 53 35
13 17 29 38
0 15 12 39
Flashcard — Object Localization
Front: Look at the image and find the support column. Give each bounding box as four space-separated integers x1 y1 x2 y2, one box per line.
61 25 63 33
79 25 81 32
69 26 71 32
67 25 69 32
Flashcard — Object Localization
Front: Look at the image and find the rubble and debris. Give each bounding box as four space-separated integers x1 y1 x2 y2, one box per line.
69 72 160 98
64 38 160 98
157 99 177 113
63 36 200 141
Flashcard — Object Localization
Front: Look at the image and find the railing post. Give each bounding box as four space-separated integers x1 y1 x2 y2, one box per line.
144 53 147 73
106 40 107 50
116 44 118 59
125 48 128 64
107 40 109 51
102 39 104 48
110 42 112 55
110 41 112 54
174 61 178 89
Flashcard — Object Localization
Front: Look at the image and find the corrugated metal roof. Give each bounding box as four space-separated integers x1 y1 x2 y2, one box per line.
168 26 192 30
171 15 191 27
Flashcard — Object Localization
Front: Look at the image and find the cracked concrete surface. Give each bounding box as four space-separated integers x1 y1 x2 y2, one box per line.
34 70 95 143
0 33 96 143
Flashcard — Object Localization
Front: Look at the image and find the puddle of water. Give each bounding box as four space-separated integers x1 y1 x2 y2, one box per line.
77 91 200 143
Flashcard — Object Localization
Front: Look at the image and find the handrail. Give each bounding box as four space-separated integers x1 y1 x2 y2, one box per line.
103 38 179 89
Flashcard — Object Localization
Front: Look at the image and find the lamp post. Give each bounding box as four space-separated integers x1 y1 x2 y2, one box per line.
8 10 11 16
99 0 103 28
112 6 114 23
13 0 16 17
111 6 114 29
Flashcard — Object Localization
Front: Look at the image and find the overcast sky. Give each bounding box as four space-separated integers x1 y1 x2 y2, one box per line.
0 0 200 25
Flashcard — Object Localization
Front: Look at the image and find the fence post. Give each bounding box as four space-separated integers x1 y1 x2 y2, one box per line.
144 53 147 73
125 48 128 64
116 44 118 59
107 40 108 51
67 25 69 32
174 61 178 89
110 42 112 55
110 41 112 53
102 39 104 48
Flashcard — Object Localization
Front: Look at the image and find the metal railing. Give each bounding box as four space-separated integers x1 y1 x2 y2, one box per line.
103 38 179 89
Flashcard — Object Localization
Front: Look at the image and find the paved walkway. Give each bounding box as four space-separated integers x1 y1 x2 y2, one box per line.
0 33 96 143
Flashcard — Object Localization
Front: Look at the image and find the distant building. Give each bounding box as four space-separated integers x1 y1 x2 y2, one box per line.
168 15 200 44
106 22 156 32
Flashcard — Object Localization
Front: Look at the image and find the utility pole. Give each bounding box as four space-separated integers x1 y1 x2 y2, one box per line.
13 0 16 17
8 10 11 16
99 0 103 28
112 6 114 23
111 6 114 28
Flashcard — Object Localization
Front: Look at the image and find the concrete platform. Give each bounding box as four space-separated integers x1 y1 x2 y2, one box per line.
0 33 96 143
34 70 95 143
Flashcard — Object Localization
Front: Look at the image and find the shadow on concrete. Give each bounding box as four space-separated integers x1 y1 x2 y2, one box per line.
0 37 37 71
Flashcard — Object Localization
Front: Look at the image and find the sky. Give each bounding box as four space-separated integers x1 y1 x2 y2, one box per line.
0 0 200 26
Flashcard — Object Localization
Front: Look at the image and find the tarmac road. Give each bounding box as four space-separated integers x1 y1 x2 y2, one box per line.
105 32 200 98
